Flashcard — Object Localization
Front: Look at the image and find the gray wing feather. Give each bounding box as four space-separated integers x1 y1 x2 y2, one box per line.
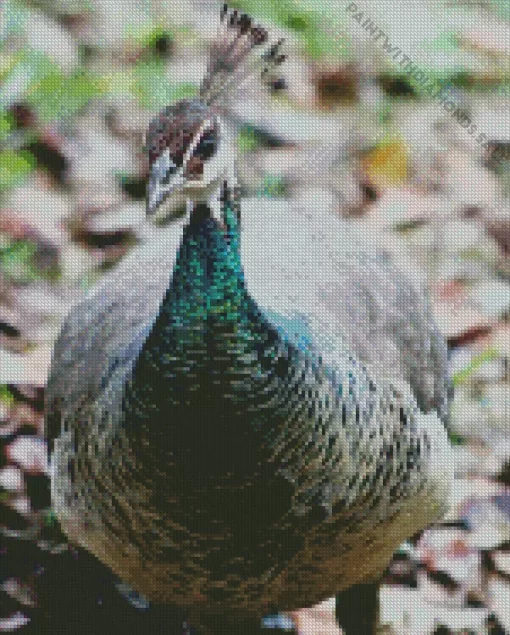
45 220 186 449
240 200 449 422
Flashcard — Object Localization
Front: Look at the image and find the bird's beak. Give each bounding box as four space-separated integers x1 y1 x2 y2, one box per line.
146 148 186 218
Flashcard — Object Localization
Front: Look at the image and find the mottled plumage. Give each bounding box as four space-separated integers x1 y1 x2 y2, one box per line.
47 197 452 630
46 6 452 634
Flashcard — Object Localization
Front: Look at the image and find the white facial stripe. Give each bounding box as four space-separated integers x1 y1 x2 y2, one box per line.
147 147 182 215
183 118 215 167
152 148 176 183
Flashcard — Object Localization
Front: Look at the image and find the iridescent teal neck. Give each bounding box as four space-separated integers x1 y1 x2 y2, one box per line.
133 191 265 390
168 200 245 328
169 181 244 323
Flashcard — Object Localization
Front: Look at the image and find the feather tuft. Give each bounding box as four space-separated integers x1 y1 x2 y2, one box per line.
199 5 285 105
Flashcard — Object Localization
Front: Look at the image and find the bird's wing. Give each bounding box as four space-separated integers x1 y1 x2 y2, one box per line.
240 199 450 423
45 219 187 450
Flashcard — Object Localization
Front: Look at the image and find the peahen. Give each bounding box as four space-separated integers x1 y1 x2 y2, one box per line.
46 6 453 634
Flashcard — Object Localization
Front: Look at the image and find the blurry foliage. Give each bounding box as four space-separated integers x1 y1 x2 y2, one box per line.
257 174 289 198
27 67 102 123
232 0 350 60
0 111 15 140
126 23 175 60
0 384 15 405
423 31 460 54
488 0 510 21
0 0 26 41
0 7 198 193
130 63 196 111
0 238 59 283
0 149 35 189
237 125 264 153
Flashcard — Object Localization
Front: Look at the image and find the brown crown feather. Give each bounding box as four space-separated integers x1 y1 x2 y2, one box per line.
199 4 286 105
145 7 286 167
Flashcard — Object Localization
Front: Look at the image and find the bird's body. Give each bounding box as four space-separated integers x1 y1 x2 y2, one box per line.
47 198 451 629
46 7 452 632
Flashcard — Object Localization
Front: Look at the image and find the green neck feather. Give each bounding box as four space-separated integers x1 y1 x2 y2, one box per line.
137 192 266 381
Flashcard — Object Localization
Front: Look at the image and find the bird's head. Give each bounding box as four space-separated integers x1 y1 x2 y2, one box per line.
145 5 286 221
145 99 233 220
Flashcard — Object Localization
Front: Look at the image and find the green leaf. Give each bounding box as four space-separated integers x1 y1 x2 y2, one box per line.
0 385 14 405
26 67 102 122
0 239 38 283
0 111 14 140
131 61 196 109
0 149 35 190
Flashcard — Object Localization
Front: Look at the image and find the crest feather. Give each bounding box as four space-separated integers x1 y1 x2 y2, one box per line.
199 4 286 105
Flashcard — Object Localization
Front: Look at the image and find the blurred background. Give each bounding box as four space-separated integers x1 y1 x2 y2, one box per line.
0 0 509 632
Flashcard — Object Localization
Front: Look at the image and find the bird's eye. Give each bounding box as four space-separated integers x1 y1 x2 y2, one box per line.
193 130 217 161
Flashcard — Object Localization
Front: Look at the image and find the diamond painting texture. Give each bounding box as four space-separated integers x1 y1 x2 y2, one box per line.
0 1 509 634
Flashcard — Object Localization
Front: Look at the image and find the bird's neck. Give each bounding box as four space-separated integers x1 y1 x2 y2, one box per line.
132 194 267 390
165 199 248 338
